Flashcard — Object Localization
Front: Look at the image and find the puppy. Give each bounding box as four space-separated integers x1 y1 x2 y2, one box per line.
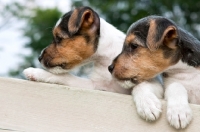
23 6 130 94
23 7 163 121
109 15 200 129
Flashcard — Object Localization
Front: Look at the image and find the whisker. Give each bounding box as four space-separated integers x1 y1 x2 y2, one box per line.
45 27 53 31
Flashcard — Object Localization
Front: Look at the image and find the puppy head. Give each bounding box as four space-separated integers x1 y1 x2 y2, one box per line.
109 15 200 88
39 6 100 74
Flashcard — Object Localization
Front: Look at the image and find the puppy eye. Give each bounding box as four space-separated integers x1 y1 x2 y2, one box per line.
123 43 138 53
130 43 138 50
55 35 63 43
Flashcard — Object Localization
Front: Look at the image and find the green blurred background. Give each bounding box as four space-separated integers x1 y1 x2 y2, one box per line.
1 0 200 78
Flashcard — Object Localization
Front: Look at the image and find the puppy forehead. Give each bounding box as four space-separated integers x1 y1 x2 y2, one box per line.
126 16 169 47
125 33 136 43
127 15 169 34
125 33 147 48
53 26 62 37
53 18 62 36
125 20 150 47
53 11 73 36
127 17 150 34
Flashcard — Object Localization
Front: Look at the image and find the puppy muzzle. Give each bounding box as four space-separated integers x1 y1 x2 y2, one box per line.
38 47 47 62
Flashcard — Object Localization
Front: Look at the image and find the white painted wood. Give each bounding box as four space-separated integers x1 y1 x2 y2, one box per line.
0 77 199 132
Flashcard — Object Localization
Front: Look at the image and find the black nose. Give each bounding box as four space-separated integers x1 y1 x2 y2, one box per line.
38 48 46 62
108 64 114 73
38 54 43 62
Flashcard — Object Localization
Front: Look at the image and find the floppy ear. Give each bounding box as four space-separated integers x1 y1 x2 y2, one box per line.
68 7 99 36
178 28 200 67
147 19 178 51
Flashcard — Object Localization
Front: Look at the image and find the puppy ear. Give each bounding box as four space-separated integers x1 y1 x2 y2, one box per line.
147 19 178 51
178 28 200 67
68 7 99 35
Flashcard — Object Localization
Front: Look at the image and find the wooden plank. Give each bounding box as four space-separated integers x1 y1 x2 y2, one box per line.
0 77 199 132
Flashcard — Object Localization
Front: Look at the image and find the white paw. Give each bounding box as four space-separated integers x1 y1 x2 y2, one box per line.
134 93 162 121
23 67 38 81
167 104 192 129
23 67 47 82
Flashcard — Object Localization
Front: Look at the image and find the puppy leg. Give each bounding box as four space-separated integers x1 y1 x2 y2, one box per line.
165 82 192 129
132 79 163 121
23 67 94 89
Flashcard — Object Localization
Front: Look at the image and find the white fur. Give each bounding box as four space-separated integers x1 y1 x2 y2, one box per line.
117 80 136 89
23 18 163 121
163 60 200 129
132 78 164 121
55 18 61 27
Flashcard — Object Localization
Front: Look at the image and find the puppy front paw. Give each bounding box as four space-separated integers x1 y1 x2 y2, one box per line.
23 67 47 82
167 104 192 129
134 93 162 121
23 67 38 81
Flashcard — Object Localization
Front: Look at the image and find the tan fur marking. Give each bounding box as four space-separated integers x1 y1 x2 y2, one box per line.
147 19 157 50
53 26 69 39
163 26 178 49
125 34 144 47
147 19 178 50
58 36 94 65
81 10 94 29
42 34 95 69
68 9 79 33
126 33 136 43
68 8 94 34
53 27 61 37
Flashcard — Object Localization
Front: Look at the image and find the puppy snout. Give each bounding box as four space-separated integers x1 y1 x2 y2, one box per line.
38 54 43 62
38 48 46 62
108 64 114 73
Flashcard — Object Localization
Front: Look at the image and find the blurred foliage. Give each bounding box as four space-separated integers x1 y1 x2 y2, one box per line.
6 3 62 78
1 0 200 78
9 55 36 78
24 8 61 53
0 1 35 30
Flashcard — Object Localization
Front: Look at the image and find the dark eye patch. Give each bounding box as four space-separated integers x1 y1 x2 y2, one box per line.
128 43 138 52
123 43 138 53
54 34 63 44
130 43 138 50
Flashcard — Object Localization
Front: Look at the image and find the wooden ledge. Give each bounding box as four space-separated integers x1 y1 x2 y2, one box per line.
0 77 199 132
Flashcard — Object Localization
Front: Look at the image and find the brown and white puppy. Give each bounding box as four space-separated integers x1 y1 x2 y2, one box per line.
23 6 131 94
109 15 200 129
23 7 163 121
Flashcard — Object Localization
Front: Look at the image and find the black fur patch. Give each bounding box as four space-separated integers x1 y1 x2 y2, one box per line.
161 44 181 64
178 28 200 67
127 17 150 47
59 11 73 36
